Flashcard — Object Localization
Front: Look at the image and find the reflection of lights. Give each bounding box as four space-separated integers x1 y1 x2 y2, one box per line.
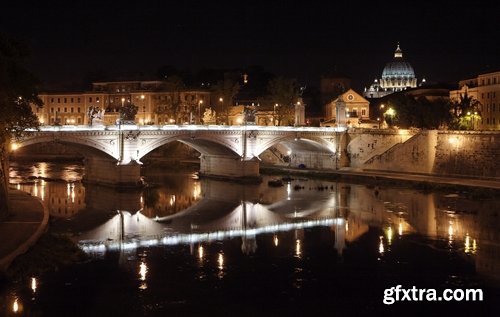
398 222 403 236
472 239 477 254
218 253 224 270
139 261 148 281
169 195 175 206
17 183 21 190
34 182 38 197
11 142 19 151
387 226 393 244
38 162 47 178
80 218 346 253
13 298 19 313
31 277 37 293
448 223 454 239
379 236 384 255
193 183 201 200
273 234 279 247
345 220 348 232
198 245 204 260
465 234 471 253
286 183 291 199
140 196 143 204
295 239 301 257
67 183 71 197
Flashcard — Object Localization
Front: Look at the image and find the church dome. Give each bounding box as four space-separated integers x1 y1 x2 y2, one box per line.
381 44 415 79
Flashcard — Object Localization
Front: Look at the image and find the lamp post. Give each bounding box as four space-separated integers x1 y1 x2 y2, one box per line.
274 103 278 126
119 97 125 163
141 94 145 125
198 100 203 124
219 97 223 125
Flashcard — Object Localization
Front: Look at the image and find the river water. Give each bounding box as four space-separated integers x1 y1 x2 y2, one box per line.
2 161 500 316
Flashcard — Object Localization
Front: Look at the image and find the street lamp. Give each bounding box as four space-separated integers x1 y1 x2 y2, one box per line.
219 97 223 124
198 100 203 124
141 94 145 125
274 103 278 126
385 107 396 127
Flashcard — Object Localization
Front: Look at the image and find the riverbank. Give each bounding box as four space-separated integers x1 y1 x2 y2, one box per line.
0 190 49 272
260 166 500 195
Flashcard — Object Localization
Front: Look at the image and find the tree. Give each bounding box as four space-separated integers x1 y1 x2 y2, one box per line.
119 103 138 121
212 75 240 125
448 92 481 130
267 76 300 125
384 94 454 129
0 33 42 218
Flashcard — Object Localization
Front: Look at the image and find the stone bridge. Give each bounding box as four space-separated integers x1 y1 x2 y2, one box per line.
12 124 347 186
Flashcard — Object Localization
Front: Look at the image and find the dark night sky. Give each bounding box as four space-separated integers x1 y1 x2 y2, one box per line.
1 0 500 92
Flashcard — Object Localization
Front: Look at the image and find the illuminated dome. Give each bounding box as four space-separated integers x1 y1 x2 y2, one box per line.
380 44 417 90
363 43 419 99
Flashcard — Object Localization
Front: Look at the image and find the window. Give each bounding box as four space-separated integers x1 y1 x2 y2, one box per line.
77 97 81 103
71 107 74 113
96 97 100 102
57 107 60 112
77 107 81 113
361 108 366 116
64 98 67 103
57 98 60 103
50 107 54 113
64 107 67 112
71 98 74 103
51 98 54 103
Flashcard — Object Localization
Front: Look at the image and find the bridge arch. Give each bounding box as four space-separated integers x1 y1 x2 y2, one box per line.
13 132 118 160
254 134 337 157
138 131 243 159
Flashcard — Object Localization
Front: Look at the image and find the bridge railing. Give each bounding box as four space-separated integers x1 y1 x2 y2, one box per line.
35 124 347 133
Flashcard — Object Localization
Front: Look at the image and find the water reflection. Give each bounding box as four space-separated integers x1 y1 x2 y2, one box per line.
7 162 500 301
139 261 148 290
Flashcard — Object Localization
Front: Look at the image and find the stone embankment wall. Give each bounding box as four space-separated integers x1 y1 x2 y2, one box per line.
356 129 500 179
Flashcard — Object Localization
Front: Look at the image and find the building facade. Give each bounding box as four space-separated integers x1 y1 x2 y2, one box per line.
322 89 370 127
449 70 500 130
34 80 211 126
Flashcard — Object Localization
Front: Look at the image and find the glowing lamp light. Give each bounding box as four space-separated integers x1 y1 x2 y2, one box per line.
139 261 148 281
198 245 204 260
11 142 19 151
31 277 37 293
379 236 384 254
218 253 224 270
13 298 19 313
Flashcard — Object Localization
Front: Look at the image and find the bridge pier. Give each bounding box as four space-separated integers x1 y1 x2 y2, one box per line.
199 154 261 183
83 157 142 188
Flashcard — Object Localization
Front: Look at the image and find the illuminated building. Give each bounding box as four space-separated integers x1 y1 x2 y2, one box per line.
34 80 210 126
321 89 371 127
449 70 500 130
364 44 419 99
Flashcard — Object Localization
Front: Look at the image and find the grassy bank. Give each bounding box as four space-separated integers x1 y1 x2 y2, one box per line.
6 233 88 280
